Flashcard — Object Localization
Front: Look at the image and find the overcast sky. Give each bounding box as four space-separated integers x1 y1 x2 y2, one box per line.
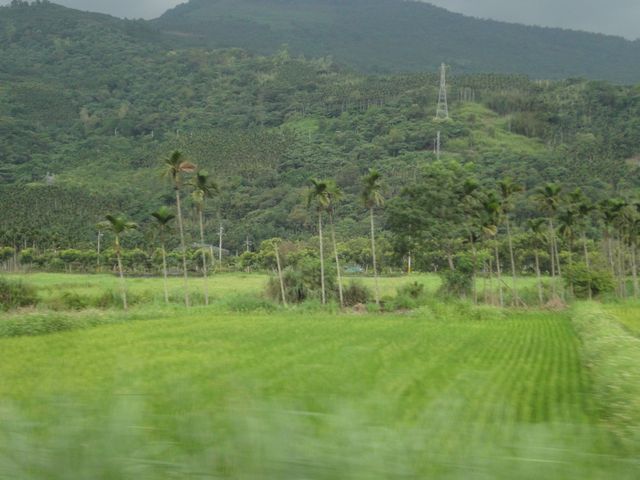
2 1 639 40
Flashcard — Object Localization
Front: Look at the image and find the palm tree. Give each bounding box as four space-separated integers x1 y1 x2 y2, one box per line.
620 202 640 299
460 178 481 304
535 183 563 298
270 238 288 307
151 206 175 305
98 214 137 310
499 178 523 306
526 218 547 305
361 169 384 307
326 181 345 308
190 170 218 306
600 199 627 298
307 179 330 304
558 207 578 297
481 191 503 307
163 151 196 307
570 189 595 300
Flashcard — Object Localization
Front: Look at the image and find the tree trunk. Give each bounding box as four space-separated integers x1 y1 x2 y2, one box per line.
505 216 519 306
161 242 169 305
495 243 504 307
567 238 574 298
582 231 592 301
318 212 326 305
470 234 478 305
370 207 381 307
329 211 344 308
631 241 639 299
616 233 626 298
175 188 190 307
115 235 127 310
534 249 544 306
274 242 287 307
605 230 615 290
548 219 557 297
199 207 209 305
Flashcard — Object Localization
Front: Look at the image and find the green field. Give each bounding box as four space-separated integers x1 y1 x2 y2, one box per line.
1 274 639 479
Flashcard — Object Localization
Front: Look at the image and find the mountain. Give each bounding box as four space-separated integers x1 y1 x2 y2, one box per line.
153 0 640 83
1 1 640 253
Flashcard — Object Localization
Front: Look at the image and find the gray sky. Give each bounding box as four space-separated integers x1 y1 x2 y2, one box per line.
2 1 639 40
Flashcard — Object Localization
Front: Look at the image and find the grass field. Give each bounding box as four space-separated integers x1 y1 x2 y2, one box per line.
1 274 639 478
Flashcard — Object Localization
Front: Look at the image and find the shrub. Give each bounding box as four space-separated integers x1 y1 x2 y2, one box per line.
438 269 473 298
342 281 372 307
564 263 614 299
223 294 276 313
266 258 336 304
0 278 38 311
397 281 425 299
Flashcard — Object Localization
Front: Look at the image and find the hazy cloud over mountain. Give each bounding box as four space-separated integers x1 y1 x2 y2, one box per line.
2 0 639 39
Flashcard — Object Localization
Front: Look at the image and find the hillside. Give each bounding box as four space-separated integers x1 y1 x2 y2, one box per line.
1 1 640 253
154 0 640 83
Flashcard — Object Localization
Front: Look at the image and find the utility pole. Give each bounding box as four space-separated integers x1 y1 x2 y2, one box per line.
246 235 252 253
435 63 449 121
436 131 441 160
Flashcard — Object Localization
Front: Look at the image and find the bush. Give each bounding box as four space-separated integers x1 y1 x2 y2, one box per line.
385 282 427 311
342 281 372 307
0 277 38 311
266 258 336 304
564 263 615 299
397 281 425 299
223 294 276 313
50 292 90 311
438 269 473 298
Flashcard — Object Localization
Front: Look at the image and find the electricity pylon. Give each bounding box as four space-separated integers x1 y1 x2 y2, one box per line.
435 63 449 121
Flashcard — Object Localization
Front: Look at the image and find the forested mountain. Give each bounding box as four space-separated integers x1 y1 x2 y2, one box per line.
1 1 640 254
154 0 640 83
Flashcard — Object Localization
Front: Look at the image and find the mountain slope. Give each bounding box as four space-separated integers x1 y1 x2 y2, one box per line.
1 1 640 252
153 0 640 83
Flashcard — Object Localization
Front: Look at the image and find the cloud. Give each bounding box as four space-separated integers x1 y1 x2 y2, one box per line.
426 0 640 40
0 0 185 19
1 0 638 39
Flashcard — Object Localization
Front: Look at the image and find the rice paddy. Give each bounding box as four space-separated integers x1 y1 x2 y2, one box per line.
0 274 639 479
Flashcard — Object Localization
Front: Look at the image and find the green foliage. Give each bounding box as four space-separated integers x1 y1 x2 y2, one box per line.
571 304 640 447
0 277 37 311
154 0 640 82
342 281 372 307
564 263 615 299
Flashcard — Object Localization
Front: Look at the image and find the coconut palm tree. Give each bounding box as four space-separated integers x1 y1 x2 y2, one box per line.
307 179 330 304
326 181 345 308
99 214 137 310
163 151 196 307
190 170 218 306
361 169 384 307
535 183 563 298
151 206 175 305
499 178 523 305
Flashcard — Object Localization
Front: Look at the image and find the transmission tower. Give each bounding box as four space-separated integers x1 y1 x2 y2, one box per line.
435 63 449 120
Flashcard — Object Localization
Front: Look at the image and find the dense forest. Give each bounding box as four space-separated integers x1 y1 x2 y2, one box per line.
1 1 640 277
154 0 640 82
